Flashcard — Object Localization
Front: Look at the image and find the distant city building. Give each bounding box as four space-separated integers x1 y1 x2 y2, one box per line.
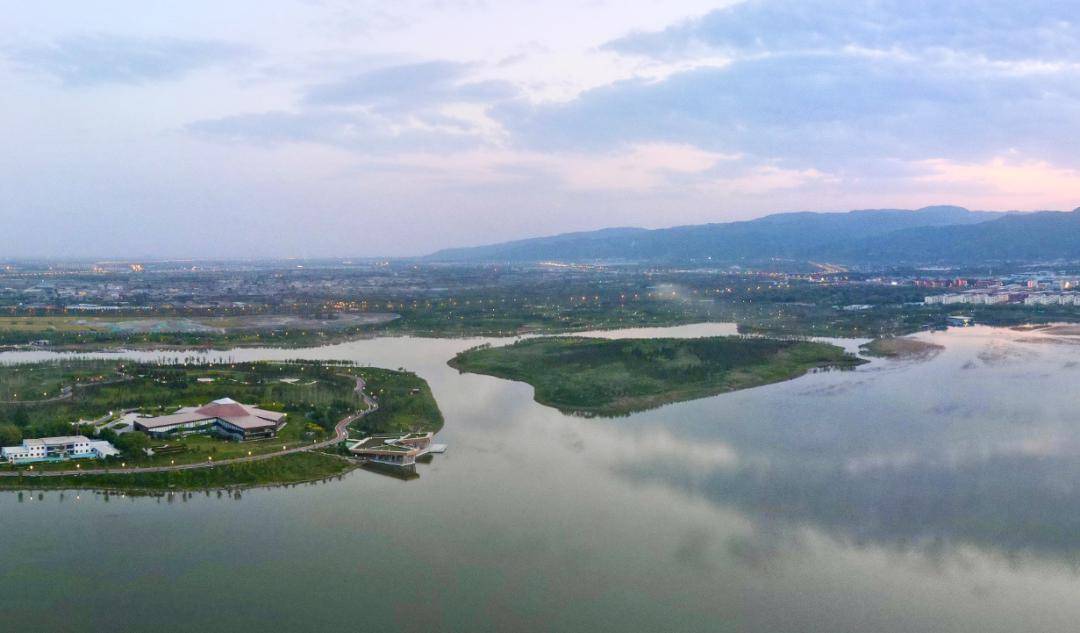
133 397 286 441
1 436 119 464
926 291 1076 307
1024 293 1080 306
65 304 127 311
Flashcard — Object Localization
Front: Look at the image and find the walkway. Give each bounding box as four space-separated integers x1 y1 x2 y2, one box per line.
0 377 376 478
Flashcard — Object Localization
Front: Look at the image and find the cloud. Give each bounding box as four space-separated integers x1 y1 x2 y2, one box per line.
5 33 249 86
189 58 518 155
164 0 1080 250
607 0 1080 63
187 109 486 154
317 142 825 201
914 156 1080 208
303 60 517 110
496 8 1080 172
534 143 741 192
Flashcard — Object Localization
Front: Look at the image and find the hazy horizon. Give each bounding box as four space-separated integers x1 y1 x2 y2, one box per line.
2 203 1072 262
5 1 1080 259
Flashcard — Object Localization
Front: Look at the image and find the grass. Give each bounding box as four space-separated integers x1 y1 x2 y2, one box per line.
0 359 125 402
0 452 354 491
0 316 104 333
343 367 444 437
449 335 866 416
0 315 393 350
860 337 944 360
0 360 364 438
0 360 443 489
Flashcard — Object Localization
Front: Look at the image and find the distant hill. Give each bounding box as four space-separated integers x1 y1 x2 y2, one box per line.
427 206 1059 265
838 209 1080 264
430 226 651 263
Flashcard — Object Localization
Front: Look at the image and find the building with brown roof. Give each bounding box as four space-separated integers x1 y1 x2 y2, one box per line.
133 397 286 441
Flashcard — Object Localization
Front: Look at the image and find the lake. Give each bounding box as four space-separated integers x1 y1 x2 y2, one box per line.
3 323 1080 632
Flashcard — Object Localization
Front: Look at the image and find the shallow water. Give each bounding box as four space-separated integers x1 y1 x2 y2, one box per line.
3 324 1080 632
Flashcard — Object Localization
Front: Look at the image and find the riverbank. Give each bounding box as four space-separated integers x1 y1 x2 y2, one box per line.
0 451 356 491
0 312 719 352
449 335 865 416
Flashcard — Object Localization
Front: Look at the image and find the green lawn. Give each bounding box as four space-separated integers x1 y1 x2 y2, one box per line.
0 360 364 440
450 335 866 416
343 367 444 437
0 359 444 488
0 359 125 402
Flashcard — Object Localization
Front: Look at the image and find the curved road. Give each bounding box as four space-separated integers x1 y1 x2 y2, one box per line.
0 378 375 478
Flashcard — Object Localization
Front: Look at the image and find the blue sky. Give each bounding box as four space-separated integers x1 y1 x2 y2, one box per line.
3 1 1079 258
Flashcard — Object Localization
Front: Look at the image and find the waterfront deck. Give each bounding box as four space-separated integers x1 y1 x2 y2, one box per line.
348 432 444 467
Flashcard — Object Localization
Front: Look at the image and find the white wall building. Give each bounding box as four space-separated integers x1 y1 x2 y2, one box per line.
1 436 119 464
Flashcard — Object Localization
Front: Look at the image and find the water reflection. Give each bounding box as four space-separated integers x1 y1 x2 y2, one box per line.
1 469 368 499
6 324 1080 632
608 326 1080 567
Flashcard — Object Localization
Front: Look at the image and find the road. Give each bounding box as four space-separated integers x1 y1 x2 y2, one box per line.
0 378 375 478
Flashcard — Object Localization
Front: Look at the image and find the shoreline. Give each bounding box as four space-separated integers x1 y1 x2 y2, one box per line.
0 452 361 493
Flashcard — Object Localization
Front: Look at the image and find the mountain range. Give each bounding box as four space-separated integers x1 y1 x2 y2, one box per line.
428 206 1080 266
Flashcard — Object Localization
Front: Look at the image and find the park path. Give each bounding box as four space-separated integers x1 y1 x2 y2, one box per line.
0 377 375 478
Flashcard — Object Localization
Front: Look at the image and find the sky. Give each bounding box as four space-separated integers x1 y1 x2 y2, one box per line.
3 1 1080 259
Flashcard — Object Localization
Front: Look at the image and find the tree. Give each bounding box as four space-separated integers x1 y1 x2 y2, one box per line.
40 420 73 437
0 424 21 447
115 432 151 456
10 407 29 428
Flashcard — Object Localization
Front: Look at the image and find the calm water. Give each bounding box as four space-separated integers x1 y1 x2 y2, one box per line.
4 324 1080 632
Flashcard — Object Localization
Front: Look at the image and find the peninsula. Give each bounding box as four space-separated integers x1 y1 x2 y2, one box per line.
0 360 443 490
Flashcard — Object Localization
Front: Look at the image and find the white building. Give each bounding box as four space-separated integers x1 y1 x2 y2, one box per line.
1 436 120 464
1024 294 1072 305
926 293 1009 306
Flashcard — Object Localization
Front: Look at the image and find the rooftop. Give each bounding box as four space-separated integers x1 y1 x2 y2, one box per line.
136 398 285 430
24 435 89 446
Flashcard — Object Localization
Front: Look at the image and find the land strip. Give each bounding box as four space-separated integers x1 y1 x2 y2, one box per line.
450 335 865 417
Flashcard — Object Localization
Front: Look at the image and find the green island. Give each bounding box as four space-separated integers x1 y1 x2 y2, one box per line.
449 336 866 417
860 336 945 360
0 359 443 490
